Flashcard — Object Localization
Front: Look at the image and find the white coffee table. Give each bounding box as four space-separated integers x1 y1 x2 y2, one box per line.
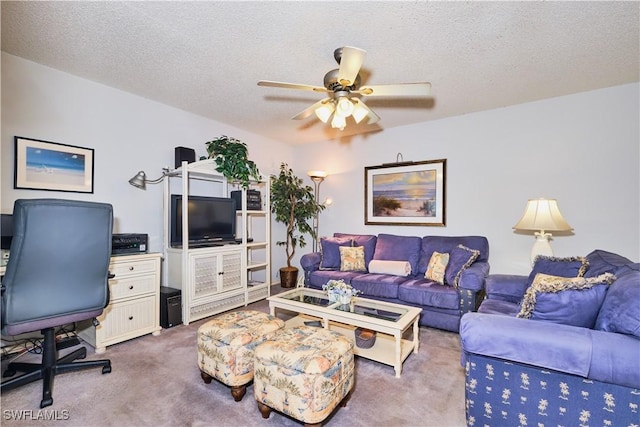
268 288 422 378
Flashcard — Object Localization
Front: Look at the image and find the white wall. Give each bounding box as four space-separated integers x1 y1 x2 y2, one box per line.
1 53 294 283
2 53 638 279
295 83 640 274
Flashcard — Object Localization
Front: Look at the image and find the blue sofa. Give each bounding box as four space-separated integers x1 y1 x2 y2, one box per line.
300 233 490 332
460 250 640 426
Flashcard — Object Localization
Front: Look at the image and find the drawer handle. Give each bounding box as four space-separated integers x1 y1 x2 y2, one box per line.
129 266 134 271
129 285 134 290
128 316 134 321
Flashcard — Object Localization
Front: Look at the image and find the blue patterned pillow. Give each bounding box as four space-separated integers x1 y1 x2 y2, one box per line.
518 272 616 328
319 237 352 270
445 245 480 287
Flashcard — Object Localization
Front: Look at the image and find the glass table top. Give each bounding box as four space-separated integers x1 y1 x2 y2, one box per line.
276 288 408 322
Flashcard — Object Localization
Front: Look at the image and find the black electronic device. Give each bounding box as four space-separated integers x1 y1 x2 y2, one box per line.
170 195 236 248
1 213 13 250
230 190 262 210
112 233 148 255
174 147 196 169
160 287 182 328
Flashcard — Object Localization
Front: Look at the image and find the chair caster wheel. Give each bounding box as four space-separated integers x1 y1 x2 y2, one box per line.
102 365 111 374
40 397 53 408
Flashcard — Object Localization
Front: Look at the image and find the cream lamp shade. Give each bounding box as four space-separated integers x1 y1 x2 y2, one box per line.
513 198 573 265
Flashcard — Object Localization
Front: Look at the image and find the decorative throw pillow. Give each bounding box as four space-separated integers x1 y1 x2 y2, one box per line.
526 255 589 288
445 245 480 287
339 246 366 272
425 252 449 284
368 260 412 277
319 237 352 270
595 264 640 338
517 272 616 328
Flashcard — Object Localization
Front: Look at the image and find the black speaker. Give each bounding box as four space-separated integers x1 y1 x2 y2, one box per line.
174 147 196 169
160 287 182 328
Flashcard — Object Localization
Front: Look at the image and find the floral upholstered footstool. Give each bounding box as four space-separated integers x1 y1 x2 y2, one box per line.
197 310 285 401
253 326 355 427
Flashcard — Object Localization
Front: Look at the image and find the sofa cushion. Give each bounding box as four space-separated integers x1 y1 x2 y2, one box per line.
372 233 422 275
445 245 480 287
425 252 449 284
477 298 521 316
319 237 352 270
595 264 640 339
398 278 460 309
585 249 633 277
417 236 489 275
350 274 405 299
339 246 366 272
308 270 362 289
517 272 616 328
525 255 589 288
333 233 377 269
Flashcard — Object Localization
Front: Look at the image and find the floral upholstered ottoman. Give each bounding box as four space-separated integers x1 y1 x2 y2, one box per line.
197 310 285 401
253 326 355 427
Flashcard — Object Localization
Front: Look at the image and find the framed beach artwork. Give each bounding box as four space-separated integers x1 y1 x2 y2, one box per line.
14 137 95 193
365 159 446 226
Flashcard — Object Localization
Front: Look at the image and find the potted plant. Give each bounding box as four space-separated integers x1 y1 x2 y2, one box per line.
270 163 325 287
204 135 261 189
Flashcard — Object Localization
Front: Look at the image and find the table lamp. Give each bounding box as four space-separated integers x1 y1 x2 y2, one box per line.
513 198 573 265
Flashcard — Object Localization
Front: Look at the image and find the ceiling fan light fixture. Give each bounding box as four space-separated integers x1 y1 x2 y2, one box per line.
335 96 354 118
352 102 369 124
314 102 335 123
331 113 347 130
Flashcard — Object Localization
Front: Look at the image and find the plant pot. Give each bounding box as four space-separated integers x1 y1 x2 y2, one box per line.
279 267 299 288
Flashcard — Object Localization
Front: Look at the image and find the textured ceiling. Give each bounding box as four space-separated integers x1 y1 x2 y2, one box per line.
2 1 638 145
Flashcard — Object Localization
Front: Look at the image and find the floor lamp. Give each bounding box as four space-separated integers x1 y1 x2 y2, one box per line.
308 170 327 253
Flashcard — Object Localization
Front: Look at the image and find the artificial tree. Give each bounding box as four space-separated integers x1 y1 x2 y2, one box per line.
204 135 261 189
270 163 325 287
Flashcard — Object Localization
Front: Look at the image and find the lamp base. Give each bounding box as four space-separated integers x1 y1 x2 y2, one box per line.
530 232 554 265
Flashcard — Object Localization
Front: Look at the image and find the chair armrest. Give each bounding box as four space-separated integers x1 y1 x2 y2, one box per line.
484 274 528 303
460 312 592 377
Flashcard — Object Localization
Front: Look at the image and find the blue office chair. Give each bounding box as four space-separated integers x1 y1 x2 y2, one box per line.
1 199 113 408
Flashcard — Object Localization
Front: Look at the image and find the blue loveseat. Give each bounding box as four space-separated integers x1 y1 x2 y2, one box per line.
300 233 490 332
460 250 640 426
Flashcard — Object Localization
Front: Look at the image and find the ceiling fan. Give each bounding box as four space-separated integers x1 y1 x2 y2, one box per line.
257 46 432 130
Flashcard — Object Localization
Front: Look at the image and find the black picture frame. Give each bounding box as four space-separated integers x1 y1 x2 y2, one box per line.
14 136 95 193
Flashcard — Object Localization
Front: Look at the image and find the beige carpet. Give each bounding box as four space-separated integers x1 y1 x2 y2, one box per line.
1 289 466 427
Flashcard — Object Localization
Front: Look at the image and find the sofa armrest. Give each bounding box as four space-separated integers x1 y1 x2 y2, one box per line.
484 274 528 303
457 261 489 292
460 312 592 377
300 252 321 272
460 312 640 389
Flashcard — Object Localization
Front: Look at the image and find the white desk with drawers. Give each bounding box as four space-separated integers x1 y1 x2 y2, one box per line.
1 252 162 353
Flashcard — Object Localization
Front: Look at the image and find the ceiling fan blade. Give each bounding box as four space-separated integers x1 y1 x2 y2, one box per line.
337 46 366 87
258 80 328 92
291 98 333 120
352 99 380 125
356 82 432 97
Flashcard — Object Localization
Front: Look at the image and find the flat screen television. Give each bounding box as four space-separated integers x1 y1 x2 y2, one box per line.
170 195 236 247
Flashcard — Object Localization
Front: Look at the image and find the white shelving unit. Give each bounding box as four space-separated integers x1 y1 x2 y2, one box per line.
163 159 271 325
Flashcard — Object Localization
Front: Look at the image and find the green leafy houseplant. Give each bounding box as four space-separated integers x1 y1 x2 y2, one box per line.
270 163 325 287
204 135 261 189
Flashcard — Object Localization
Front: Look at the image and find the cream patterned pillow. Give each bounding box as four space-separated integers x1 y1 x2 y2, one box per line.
339 246 366 272
425 251 449 284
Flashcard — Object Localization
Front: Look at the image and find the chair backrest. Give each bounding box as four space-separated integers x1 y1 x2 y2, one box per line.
1 199 113 335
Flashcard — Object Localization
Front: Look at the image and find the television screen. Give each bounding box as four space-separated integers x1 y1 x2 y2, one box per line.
170 195 236 247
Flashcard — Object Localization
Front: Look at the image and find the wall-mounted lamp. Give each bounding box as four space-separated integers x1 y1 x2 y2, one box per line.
513 198 573 265
308 170 328 252
128 168 175 190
